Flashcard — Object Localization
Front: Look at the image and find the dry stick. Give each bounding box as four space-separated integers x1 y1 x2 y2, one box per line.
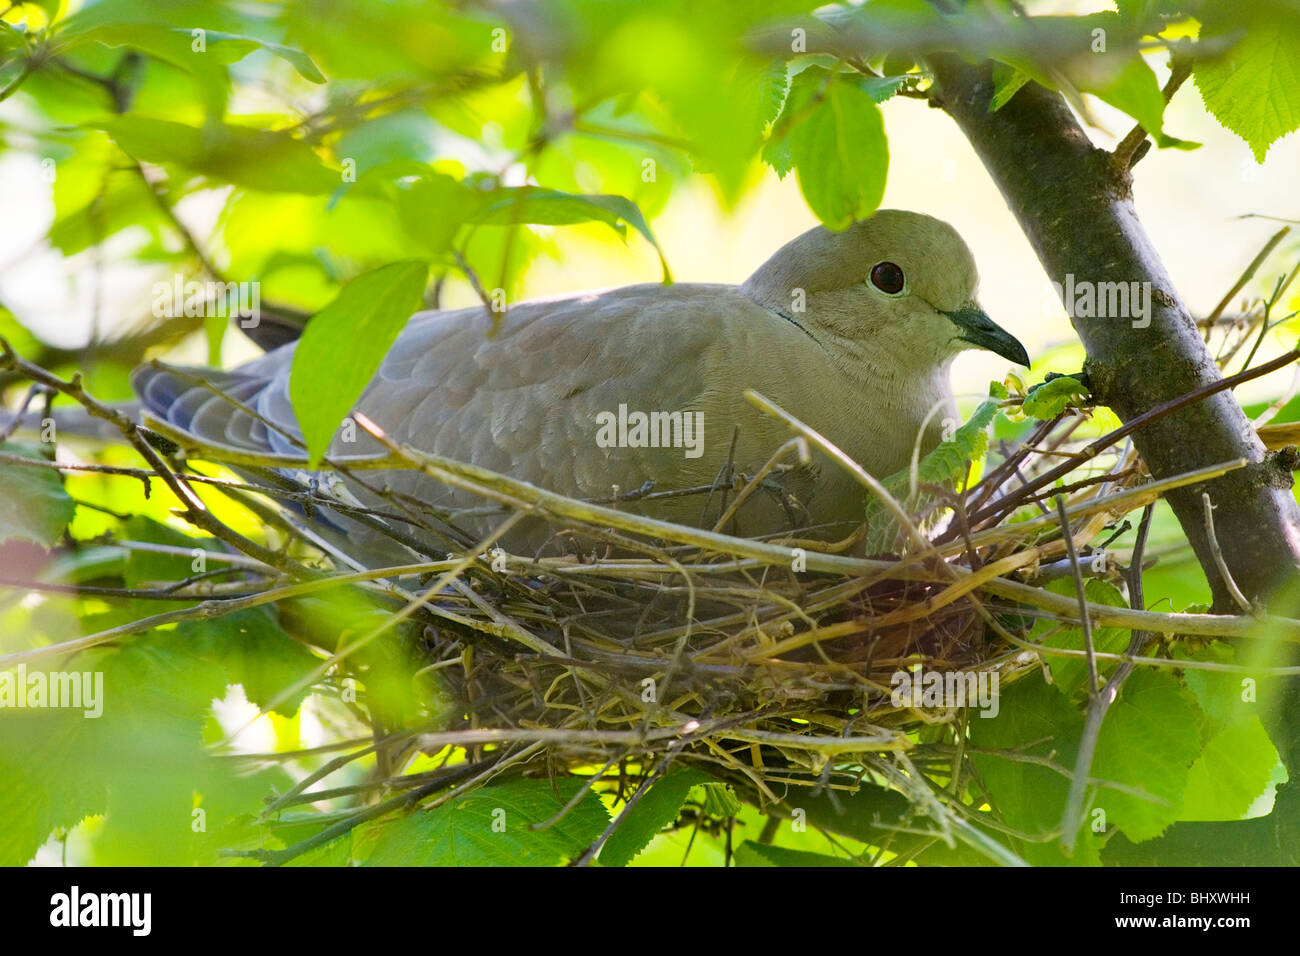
965 347 1300 529
1202 492 1254 614
1059 505 1157 855
710 437 811 534
1054 494 1101 856
148 363 467 549
742 389 941 565
0 339 310 576
963 413 1063 520
245 758 500 867
1112 53 1192 170
1056 495 1101 697
0 452 426 527
0 557 487 669
1208 226 1291 323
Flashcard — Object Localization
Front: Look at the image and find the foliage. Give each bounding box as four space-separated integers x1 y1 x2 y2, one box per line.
0 0 1297 868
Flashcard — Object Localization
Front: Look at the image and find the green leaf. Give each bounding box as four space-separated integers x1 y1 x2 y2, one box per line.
1173 639 1257 738
96 117 340 195
62 23 323 83
61 24 323 115
0 441 76 548
848 72 915 104
1022 375 1090 420
734 841 858 867
1033 578 1132 698
288 260 428 466
165 610 321 717
866 400 997 546
694 780 741 819
900 399 998 492
1195 3 1300 162
48 169 166 256
1091 669 1203 842
601 767 709 867
364 777 609 866
0 638 289 865
1180 717 1281 821
388 172 481 256
969 673 1098 865
1087 57 1168 143
477 189 670 281
761 136 793 179
788 80 889 230
756 60 789 131
990 62 1031 111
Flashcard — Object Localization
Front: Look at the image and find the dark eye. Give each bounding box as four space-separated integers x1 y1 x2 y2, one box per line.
870 261 905 295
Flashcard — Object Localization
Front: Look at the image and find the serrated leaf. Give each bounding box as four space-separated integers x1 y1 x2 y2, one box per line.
1180 717 1281 821
288 260 428 466
389 172 482 256
601 767 709 868
1195 5 1300 162
849 72 914 103
0 441 75 548
165 610 321 717
789 80 889 230
901 399 998 492
756 60 790 131
761 136 793 178
1173 639 1255 738
969 673 1099 865
1086 57 1169 142
1091 669 1203 842
1022 375 1090 420
62 24 323 115
364 778 609 866
0 638 288 865
694 780 741 819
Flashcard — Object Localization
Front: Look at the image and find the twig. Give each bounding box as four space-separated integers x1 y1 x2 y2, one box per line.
1059 505 1157 855
1112 51 1192 170
965 347 1300 529
1201 492 1253 613
0 338 312 576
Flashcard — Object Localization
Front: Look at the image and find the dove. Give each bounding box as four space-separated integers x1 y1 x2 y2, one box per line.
131 209 1028 562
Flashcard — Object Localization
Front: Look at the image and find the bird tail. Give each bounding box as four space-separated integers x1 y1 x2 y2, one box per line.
130 360 300 458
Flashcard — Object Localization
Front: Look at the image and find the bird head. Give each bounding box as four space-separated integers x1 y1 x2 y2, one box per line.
741 209 1030 373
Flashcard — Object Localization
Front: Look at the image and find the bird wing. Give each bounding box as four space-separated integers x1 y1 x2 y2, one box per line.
132 282 837 552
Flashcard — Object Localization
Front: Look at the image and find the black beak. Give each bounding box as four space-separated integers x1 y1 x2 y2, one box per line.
944 303 1030 367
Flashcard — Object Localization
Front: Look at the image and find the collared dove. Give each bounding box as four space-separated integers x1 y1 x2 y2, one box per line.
132 209 1028 560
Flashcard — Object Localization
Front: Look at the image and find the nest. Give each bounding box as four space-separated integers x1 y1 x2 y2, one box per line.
242 381 1246 839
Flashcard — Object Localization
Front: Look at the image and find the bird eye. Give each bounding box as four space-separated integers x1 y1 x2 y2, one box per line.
869 261 906 295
